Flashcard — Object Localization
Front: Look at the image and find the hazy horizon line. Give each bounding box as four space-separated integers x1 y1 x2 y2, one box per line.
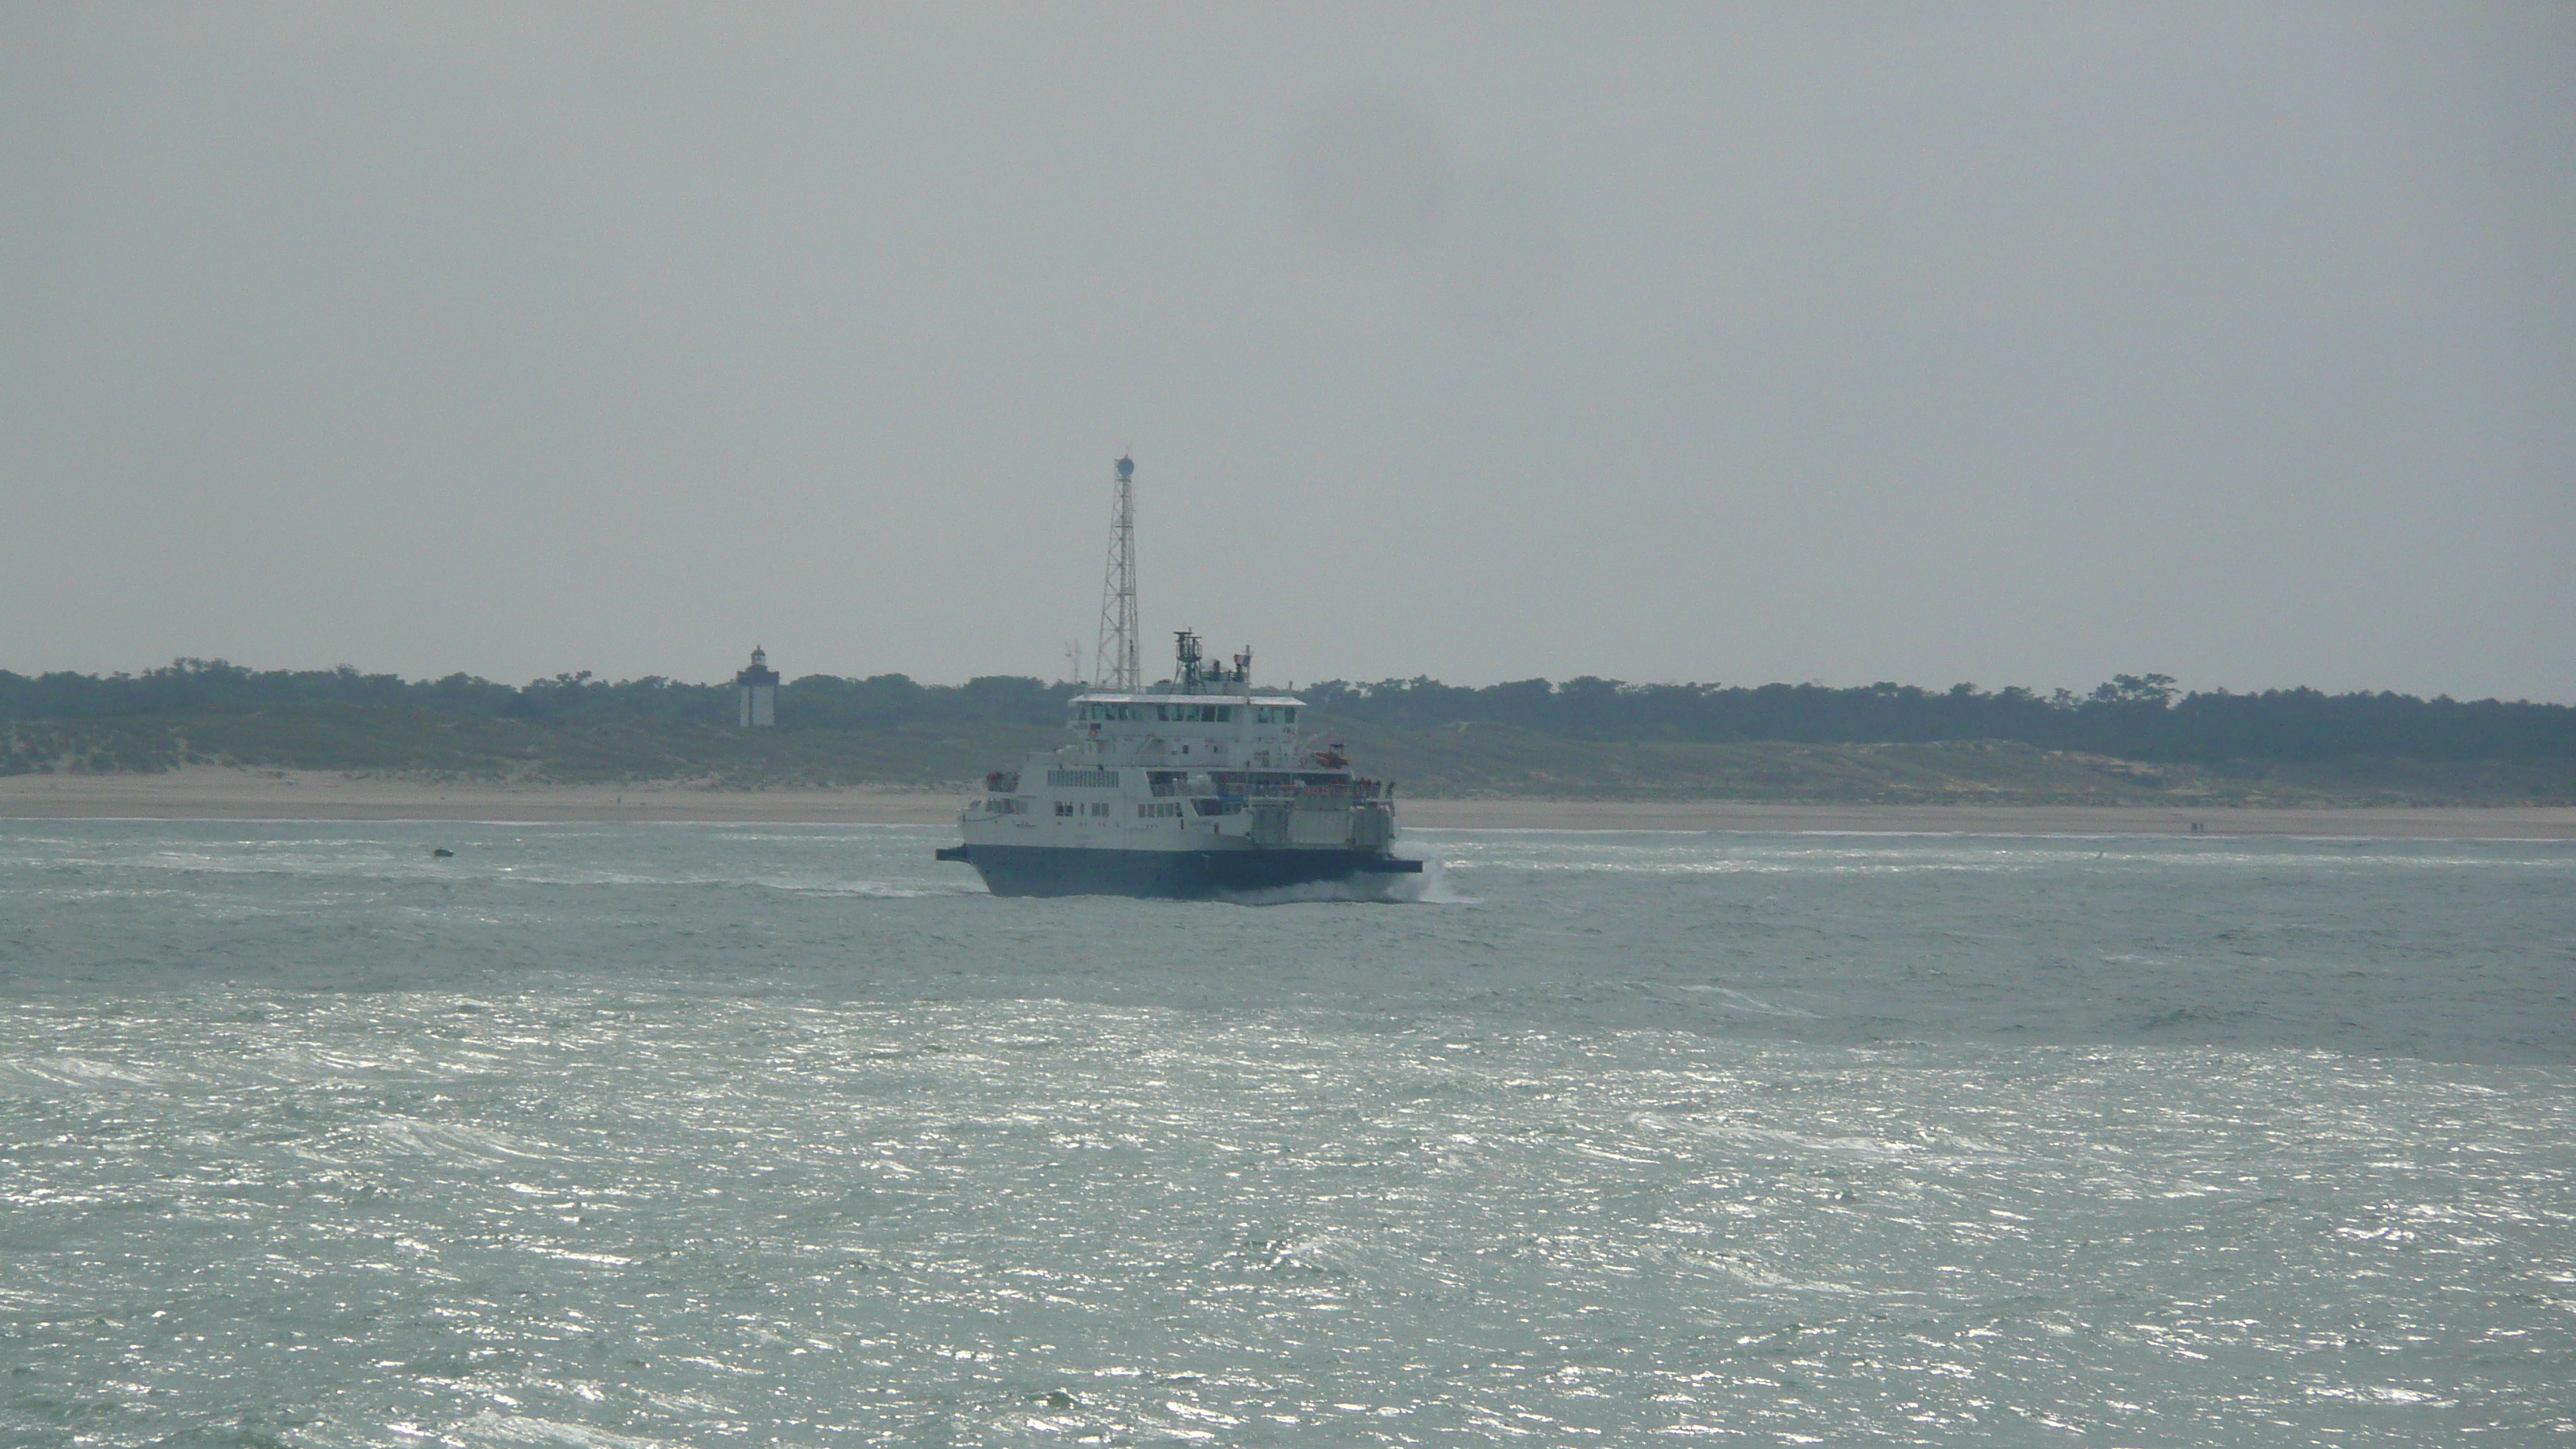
9 655 2571 708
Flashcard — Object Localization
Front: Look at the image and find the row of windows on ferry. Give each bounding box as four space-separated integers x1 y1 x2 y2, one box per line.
1048 800 1194 819
1077 703 1296 724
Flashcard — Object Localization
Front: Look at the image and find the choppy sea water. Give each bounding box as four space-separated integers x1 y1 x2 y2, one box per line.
1 823 2570 1447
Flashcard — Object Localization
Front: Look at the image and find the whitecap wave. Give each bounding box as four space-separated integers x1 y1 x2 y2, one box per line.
358 1118 567 1165
446 1411 679 1449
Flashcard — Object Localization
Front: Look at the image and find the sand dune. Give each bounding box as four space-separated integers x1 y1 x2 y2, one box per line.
3 767 2570 838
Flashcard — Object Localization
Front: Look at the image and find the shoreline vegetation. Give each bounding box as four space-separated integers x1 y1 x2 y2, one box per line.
3 660 2571 827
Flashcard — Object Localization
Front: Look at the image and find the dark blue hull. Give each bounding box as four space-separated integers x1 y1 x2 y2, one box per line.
937 843 1421 899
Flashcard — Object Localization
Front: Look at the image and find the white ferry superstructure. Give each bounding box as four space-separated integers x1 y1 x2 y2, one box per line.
934 631 1421 898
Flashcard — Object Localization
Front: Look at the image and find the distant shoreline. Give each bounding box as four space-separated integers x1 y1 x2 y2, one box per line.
3 768 2571 838
1401 799 2576 838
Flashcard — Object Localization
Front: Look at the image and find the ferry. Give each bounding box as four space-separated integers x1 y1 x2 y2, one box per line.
934 631 1423 898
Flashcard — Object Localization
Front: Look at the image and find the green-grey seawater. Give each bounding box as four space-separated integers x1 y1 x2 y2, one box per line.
2 822 2570 1445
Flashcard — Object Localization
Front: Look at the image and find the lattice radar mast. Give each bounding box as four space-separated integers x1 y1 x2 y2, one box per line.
1091 455 1141 691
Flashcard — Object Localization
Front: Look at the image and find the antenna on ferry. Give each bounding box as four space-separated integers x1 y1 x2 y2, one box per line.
1091 456 1141 691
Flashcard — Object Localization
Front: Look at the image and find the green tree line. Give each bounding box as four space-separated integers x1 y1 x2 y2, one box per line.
2 659 2569 765
1299 673 2574 763
0 659 1078 731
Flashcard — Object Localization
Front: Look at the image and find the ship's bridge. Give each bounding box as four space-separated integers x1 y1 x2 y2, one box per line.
1063 689 1309 770
1058 630 1321 769
1069 693 1303 728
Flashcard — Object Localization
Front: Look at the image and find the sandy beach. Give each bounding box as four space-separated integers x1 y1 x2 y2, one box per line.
2 767 2570 838
0 769 971 824
1399 798 2576 838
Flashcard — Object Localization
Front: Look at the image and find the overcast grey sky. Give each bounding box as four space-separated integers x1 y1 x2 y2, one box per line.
5 5 2570 698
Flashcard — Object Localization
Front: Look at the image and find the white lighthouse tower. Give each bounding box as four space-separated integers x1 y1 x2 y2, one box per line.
735 646 779 728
